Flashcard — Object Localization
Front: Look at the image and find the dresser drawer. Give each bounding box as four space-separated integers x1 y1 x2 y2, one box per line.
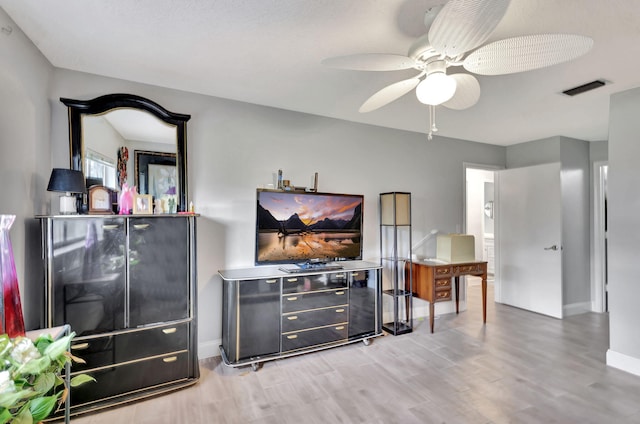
71 323 189 370
282 272 348 294
282 306 348 332
282 289 348 313
70 351 190 407
115 323 189 363
282 324 348 352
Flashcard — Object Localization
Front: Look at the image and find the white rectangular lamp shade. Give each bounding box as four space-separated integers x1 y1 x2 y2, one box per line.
381 192 411 225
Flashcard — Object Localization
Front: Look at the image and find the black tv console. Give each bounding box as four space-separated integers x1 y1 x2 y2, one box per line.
219 261 382 371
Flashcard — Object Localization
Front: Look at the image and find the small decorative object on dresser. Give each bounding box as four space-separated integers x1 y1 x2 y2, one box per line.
133 194 153 214
88 185 113 214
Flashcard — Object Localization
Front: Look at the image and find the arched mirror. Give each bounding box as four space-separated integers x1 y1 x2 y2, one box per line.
61 94 190 212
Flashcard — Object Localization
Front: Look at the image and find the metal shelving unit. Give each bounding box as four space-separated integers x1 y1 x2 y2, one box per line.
379 192 413 335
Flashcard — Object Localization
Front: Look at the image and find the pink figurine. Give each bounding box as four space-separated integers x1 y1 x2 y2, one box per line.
119 183 136 214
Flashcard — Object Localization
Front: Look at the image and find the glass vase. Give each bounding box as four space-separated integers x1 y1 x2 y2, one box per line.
0 214 26 337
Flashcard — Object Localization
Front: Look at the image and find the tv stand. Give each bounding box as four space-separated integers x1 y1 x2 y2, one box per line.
219 261 382 370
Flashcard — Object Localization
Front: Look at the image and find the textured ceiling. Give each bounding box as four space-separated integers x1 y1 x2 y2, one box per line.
2 0 639 145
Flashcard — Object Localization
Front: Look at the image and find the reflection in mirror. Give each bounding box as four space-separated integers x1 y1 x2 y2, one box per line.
61 94 190 212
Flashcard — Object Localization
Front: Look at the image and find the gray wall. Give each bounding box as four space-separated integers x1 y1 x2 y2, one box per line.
607 86 640 374
0 9 53 328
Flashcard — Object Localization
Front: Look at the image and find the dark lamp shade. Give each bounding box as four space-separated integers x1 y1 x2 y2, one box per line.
47 168 86 194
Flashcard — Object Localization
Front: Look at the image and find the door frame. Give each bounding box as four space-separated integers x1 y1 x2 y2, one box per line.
463 162 503 298
592 161 608 313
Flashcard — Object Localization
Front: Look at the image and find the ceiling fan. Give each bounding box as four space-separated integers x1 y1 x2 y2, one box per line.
322 0 593 138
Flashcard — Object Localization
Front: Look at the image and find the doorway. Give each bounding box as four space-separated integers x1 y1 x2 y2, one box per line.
593 162 608 313
464 165 499 287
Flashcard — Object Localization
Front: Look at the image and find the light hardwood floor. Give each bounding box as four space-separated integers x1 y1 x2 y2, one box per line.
68 284 640 423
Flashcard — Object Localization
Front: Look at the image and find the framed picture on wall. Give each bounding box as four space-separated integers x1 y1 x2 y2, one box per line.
133 194 153 214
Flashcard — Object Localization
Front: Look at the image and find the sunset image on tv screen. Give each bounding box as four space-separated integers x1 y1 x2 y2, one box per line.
256 191 362 264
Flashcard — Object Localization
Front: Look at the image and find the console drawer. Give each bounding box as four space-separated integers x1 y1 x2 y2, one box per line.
282 289 348 313
282 306 348 332
282 272 348 294
282 324 348 352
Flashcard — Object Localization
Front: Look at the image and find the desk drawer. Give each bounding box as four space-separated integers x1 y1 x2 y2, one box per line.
282 306 348 332
434 266 451 277
282 324 348 352
282 289 348 313
457 264 484 274
434 289 452 302
435 279 451 289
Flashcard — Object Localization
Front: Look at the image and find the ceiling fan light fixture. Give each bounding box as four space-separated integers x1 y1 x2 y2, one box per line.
416 71 457 105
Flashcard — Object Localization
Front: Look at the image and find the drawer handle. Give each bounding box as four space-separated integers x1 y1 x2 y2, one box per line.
287 278 298 282
287 316 298 320
133 224 150 230
437 292 449 298
163 356 178 363
287 335 298 340
351 272 360 277
287 296 298 301
162 328 177 334
266 279 277 284
335 326 345 330
335 309 345 313
335 291 345 295
71 342 89 350
102 224 119 230
335 273 345 278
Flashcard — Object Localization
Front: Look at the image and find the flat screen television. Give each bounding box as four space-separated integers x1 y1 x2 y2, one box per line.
255 189 363 267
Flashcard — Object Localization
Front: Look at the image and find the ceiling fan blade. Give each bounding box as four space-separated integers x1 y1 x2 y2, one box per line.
428 0 511 58
359 78 421 112
322 54 414 71
463 34 594 75
442 74 481 110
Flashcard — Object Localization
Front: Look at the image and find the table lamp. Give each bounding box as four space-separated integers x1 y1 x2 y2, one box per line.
47 168 86 214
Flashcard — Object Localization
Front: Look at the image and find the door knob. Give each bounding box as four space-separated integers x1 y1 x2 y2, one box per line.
544 245 559 251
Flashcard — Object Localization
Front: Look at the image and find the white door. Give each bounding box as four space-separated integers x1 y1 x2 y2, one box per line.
496 163 563 318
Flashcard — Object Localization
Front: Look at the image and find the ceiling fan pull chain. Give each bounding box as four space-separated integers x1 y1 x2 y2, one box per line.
427 105 438 141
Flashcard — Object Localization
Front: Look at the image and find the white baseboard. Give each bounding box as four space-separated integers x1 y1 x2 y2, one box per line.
198 339 221 359
606 349 640 377
563 301 591 317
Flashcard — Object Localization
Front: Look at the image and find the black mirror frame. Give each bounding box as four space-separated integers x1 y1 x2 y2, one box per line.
60 94 191 212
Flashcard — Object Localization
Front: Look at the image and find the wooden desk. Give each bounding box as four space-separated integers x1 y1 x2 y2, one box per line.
406 260 488 333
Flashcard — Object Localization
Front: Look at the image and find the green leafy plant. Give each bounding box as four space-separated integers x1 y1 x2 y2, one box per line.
0 332 94 423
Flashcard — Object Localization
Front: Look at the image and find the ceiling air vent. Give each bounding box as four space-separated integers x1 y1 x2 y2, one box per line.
562 79 606 96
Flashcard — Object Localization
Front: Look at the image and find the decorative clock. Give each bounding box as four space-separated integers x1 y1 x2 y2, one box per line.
88 186 113 214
